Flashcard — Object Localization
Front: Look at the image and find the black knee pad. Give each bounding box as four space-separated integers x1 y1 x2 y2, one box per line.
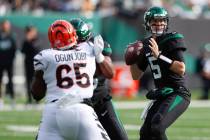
151 124 164 136
151 113 165 136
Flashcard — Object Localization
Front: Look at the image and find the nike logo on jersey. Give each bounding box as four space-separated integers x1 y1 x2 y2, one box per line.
54 52 87 62
101 110 108 116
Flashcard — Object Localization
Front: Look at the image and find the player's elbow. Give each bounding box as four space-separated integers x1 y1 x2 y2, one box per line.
131 69 141 80
31 90 45 101
172 61 185 76
106 74 114 79
179 65 185 76
130 64 142 80
131 74 139 80
177 62 185 76
31 84 46 101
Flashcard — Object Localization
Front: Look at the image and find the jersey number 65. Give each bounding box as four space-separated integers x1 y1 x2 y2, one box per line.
56 63 90 89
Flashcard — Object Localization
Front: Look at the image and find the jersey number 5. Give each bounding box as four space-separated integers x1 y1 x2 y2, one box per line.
56 63 90 89
148 56 162 79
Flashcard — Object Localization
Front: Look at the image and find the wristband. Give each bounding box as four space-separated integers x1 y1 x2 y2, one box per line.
96 53 105 63
158 54 173 68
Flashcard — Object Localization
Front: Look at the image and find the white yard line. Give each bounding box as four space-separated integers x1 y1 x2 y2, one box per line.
124 124 210 132
1 100 210 111
6 125 38 133
6 124 210 132
114 100 210 109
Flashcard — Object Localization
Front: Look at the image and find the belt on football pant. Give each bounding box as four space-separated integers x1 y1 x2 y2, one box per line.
50 98 93 107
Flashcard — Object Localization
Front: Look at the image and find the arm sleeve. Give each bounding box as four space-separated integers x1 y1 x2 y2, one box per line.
167 35 187 53
162 33 186 62
169 49 185 62
33 51 48 71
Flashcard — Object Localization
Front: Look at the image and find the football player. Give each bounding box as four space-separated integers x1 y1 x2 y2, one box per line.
70 18 128 140
31 20 110 140
125 7 191 140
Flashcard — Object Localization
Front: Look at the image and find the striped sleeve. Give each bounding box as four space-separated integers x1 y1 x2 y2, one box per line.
33 50 48 71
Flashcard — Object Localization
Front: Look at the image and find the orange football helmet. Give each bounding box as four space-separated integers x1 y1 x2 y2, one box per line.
48 20 77 50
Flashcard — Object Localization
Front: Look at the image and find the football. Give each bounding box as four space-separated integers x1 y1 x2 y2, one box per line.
124 41 144 65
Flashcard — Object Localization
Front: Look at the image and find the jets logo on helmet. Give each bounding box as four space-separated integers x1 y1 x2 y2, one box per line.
69 18 91 42
48 20 77 50
144 7 169 36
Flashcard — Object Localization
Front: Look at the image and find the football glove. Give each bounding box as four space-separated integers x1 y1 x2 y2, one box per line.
93 35 104 63
146 88 174 100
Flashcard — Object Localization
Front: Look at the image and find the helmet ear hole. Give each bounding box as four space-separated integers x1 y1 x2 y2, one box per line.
48 20 77 50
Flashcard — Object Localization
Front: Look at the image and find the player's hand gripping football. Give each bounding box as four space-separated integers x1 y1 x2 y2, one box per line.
94 35 105 63
124 41 144 65
148 38 160 58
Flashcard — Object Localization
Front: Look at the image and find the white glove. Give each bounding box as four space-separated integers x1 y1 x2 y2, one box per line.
93 35 105 63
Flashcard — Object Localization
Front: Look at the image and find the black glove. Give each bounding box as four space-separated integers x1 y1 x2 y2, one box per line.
146 87 174 100
146 89 161 100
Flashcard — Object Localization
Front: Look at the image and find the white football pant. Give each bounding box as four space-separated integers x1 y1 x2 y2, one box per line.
37 103 110 140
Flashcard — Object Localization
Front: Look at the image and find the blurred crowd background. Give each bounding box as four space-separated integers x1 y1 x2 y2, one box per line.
0 0 210 19
1 0 210 19
1 0 210 108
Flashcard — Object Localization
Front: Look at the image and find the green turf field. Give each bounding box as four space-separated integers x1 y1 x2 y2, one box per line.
118 107 210 140
0 102 210 140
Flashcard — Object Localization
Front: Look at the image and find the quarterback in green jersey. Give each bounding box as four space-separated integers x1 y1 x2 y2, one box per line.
125 7 191 140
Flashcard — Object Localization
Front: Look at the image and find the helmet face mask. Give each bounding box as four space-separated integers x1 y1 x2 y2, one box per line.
144 7 169 36
48 20 77 50
149 18 167 36
70 18 91 42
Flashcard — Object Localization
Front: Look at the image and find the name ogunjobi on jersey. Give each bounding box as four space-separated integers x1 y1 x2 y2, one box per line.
54 52 87 62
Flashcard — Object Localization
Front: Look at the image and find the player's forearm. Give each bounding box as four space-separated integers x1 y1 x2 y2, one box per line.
130 64 144 80
169 61 185 76
98 56 114 79
157 54 185 76
31 71 46 101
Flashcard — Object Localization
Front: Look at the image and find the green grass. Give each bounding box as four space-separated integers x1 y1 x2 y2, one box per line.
0 103 210 140
0 110 41 140
118 107 210 140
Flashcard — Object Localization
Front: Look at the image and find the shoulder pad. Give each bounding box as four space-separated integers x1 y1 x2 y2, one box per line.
102 41 112 56
159 32 186 52
159 32 184 45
